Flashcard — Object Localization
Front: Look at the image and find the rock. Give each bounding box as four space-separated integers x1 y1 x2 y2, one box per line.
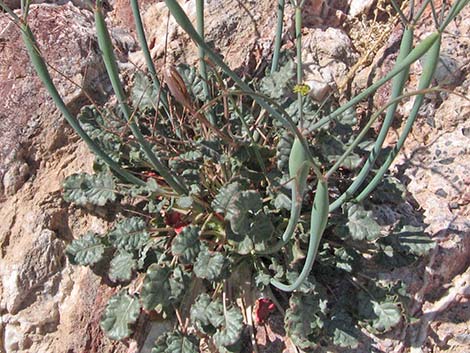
130 0 278 72
349 0 375 17
301 27 358 101
1 0 90 10
2 161 29 196
0 3 109 176
1 229 64 314
0 3 128 353
302 0 348 27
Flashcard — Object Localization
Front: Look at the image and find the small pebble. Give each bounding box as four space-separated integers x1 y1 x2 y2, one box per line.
435 188 448 197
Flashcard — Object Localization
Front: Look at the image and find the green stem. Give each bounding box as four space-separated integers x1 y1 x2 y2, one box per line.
163 0 322 178
9 15 146 186
196 0 216 126
308 32 440 131
328 26 414 212
94 1 188 194
294 3 304 129
355 35 442 203
271 0 285 73
130 0 170 115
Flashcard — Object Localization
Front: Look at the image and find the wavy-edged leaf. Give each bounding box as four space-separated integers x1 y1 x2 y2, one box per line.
109 250 136 282
211 182 241 214
343 203 381 241
78 106 123 161
141 264 172 312
194 245 228 281
371 301 401 332
213 305 244 349
327 311 359 349
63 173 116 206
226 190 263 234
152 330 200 353
108 217 149 251
285 287 328 350
171 226 201 264
190 294 243 349
276 132 294 173
259 59 295 99
66 232 105 266
169 266 190 303
100 291 141 340
131 71 158 110
190 293 217 334
392 225 436 256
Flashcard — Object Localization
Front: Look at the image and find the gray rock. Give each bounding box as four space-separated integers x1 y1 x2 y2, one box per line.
302 27 358 101
1 229 64 314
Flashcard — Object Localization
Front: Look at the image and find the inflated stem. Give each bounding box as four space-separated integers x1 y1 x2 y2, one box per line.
130 0 170 114
283 137 311 242
309 32 441 131
163 0 322 177
14 20 146 186
196 0 216 126
294 3 304 128
94 1 188 194
328 26 414 212
257 137 311 255
271 0 285 73
355 35 442 203
270 178 329 292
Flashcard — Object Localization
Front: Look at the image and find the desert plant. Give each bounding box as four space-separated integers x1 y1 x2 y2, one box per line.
1 0 468 350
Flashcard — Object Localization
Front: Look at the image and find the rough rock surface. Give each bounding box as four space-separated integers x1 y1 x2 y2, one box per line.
0 1 469 353
0 3 112 199
128 0 279 73
0 4 126 353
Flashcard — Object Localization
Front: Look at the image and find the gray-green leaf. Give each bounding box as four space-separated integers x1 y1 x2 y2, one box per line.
100 291 140 340
63 173 116 206
285 289 328 350
109 251 136 282
213 306 244 348
66 232 105 266
171 226 201 264
108 217 149 251
344 203 382 241
152 330 199 353
194 246 228 281
141 264 172 312
371 301 401 332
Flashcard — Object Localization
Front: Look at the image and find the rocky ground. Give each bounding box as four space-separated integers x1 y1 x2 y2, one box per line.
0 1 468 352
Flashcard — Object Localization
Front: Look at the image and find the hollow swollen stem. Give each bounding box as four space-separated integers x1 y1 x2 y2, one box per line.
328 26 414 212
355 35 442 203
270 178 329 292
271 0 285 73
196 0 216 126
95 1 188 194
130 0 171 117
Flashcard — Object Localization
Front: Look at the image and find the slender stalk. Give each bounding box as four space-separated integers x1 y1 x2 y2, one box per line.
196 0 216 126
307 32 441 132
440 0 469 31
328 26 414 212
271 0 285 73
94 1 188 194
294 3 304 129
355 35 442 203
130 0 170 115
164 0 323 178
14 20 146 186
